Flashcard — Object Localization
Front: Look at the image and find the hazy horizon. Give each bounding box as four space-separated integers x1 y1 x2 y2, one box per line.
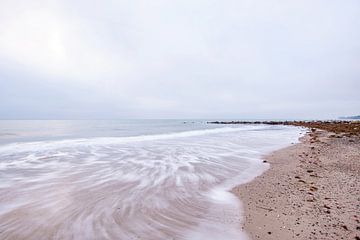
0 117 355 121
1 0 360 119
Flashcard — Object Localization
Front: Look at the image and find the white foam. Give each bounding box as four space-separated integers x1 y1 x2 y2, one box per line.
0 126 267 154
0 125 304 240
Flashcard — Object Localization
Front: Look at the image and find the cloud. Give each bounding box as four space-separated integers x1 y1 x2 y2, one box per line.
0 0 360 119
0 0 132 82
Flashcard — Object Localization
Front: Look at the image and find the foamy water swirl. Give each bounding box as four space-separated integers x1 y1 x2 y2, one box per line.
0 126 301 240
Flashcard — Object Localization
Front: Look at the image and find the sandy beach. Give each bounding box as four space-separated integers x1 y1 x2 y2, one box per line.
233 128 360 239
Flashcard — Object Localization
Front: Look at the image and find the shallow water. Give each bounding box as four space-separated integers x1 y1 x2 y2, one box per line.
0 121 302 239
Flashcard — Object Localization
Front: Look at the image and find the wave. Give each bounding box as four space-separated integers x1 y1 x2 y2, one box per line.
0 124 302 240
0 125 269 154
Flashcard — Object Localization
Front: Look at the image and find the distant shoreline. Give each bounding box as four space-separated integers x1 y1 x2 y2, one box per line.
208 120 360 136
229 123 360 239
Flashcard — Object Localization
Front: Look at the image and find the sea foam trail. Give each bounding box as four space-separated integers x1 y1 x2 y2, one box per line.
0 125 303 240
0 126 265 153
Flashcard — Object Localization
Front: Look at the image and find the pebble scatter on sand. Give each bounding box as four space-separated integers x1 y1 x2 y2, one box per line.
233 128 360 240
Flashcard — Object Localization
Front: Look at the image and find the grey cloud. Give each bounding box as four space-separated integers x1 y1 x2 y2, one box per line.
0 0 359 119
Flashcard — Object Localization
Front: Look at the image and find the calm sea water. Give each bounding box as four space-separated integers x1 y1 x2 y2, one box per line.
0 120 303 240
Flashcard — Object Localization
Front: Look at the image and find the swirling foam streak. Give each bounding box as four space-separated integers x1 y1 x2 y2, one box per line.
0 126 302 239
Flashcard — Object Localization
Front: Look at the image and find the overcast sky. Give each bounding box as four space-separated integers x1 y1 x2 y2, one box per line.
0 0 359 119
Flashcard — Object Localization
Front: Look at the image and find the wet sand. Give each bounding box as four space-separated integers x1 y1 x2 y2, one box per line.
233 129 360 239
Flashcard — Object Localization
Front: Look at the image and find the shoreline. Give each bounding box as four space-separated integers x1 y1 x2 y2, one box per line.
209 120 360 137
232 128 360 239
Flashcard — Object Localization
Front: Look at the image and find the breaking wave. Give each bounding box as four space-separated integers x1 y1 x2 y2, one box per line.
0 125 301 240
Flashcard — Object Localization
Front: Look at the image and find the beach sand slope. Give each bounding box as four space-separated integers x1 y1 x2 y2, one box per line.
233 130 360 239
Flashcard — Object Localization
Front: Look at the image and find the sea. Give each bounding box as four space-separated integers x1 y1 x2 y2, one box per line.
0 120 303 240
